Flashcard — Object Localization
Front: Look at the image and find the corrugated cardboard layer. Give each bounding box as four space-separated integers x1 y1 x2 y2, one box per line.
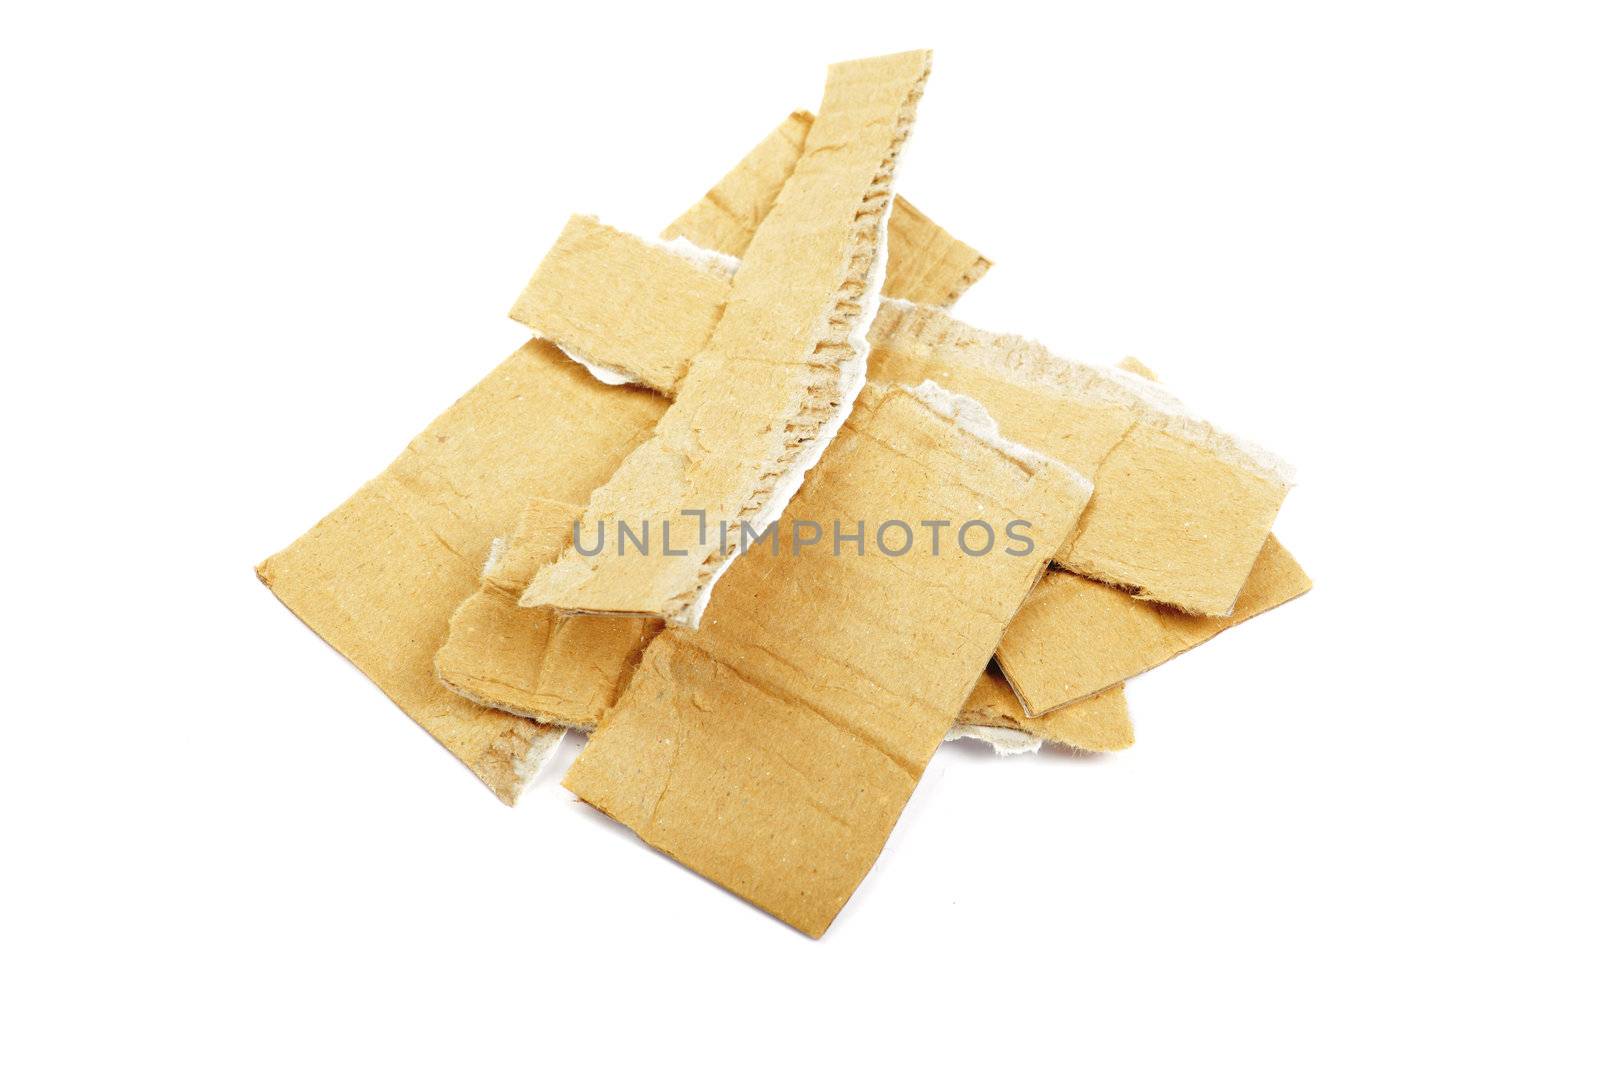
867 300 1292 616
956 664 1133 752
661 109 989 305
564 383 1094 937
521 50 933 625
998 535 1312 716
257 342 666 802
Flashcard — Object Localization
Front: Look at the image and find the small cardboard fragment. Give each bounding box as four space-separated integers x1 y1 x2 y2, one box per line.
998 534 1312 716
510 216 734 393
564 383 1094 937
955 664 1133 752
522 51 934 626
256 342 666 802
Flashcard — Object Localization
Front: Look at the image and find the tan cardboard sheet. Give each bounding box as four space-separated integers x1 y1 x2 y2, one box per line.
256 343 666 802
508 216 1291 615
955 665 1133 753
259 84 984 802
999 535 1312 716
565 382 1094 937
521 50 933 626
660 108 989 304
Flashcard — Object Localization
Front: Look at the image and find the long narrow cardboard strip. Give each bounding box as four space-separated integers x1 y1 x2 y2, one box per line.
953 666 1133 754
510 218 1291 615
565 382 1094 936
521 50 933 626
256 343 666 802
999 533 1312 716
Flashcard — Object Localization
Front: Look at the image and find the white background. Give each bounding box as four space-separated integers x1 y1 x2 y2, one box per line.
3 2 1596 1063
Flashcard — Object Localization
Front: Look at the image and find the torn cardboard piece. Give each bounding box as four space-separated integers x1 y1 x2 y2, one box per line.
999 534 1312 716
564 382 1094 937
661 108 989 304
522 51 934 626
954 664 1133 753
867 300 1293 616
257 341 667 803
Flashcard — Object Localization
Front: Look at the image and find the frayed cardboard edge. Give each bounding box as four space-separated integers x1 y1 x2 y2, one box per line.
873 298 1295 488
945 723 1044 756
508 724 566 797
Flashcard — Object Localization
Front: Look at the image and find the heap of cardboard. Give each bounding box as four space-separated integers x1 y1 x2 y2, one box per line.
260 51 1310 938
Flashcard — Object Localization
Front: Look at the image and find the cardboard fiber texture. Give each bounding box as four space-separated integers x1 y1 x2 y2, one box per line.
520 50 933 626
564 382 1095 937
954 665 1133 753
507 218 1290 614
999 534 1312 716
661 109 988 303
256 343 667 802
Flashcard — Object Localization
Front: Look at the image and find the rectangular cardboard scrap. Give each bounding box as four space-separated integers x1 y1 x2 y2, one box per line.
861 300 1293 616
660 109 989 304
998 533 1312 716
260 94 984 801
564 382 1095 936
953 665 1132 754
256 343 667 802
520 50 933 626
509 214 1291 615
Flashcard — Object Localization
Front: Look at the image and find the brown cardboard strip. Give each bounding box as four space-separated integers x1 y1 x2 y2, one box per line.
256 342 666 802
521 50 934 626
564 383 1094 936
998 533 1312 716
954 664 1133 753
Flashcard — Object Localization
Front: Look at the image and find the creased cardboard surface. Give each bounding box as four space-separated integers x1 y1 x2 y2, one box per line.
521 51 933 625
999 535 1312 716
256 341 666 802
957 664 1133 752
564 383 1093 936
